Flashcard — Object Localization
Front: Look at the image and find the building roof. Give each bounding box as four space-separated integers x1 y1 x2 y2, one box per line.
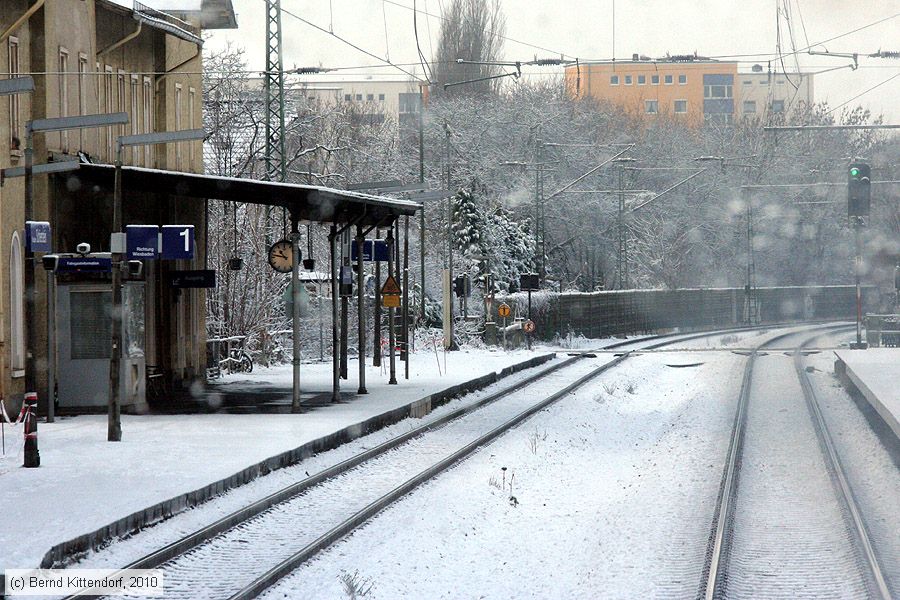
98 1 203 44
76 164 419 226
104 0 236 31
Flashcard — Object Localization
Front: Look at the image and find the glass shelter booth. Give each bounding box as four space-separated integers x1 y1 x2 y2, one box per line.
52 271 146 413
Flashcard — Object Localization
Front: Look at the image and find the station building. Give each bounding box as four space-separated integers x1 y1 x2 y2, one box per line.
0 0 236 416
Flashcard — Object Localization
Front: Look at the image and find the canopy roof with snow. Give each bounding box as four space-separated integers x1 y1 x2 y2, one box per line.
106 0 237 30
77 164 420 226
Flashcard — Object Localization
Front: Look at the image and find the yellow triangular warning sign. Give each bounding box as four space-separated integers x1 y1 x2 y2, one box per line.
381 275 401 295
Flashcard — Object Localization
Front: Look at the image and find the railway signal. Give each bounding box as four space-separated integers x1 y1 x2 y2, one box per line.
847 162 871 220
848 162 871 349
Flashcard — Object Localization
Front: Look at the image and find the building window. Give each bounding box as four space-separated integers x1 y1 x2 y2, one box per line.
104 66 114 159
58 48 70 152
645 99 658 114
366 93 374 101
117 72 126 158
704 84 732 98
651 74 659 85
743 100 757 114
610 75 619 85
678 74 687 84
637 74 646 85
743 80 753 85
378 93 385 101
355 94 362 101
174 83 183 169
704 113 734 125
9 232 24 372
674 99 687 113
398 93 421 114
8 37 20 148
142 77 153 167
130 75 140 164
344 94 351 101
771 99 785 113
664 74 673 84
188 87 196 171
78 54 88 148
624 75 632 85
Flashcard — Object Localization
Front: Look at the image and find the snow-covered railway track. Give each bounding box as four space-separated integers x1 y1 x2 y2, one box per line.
64 324 807 600
701 326 889 599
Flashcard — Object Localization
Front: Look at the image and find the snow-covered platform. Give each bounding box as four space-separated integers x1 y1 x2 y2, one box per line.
0 348 554 574
834 348 900 442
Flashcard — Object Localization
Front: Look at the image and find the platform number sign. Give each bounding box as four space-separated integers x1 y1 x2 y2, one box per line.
161 225 195 260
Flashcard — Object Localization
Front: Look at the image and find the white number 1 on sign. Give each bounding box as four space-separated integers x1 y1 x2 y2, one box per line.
179 228 189 251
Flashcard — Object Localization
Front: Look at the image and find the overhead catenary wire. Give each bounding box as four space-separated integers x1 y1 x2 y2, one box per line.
825 70 900 115
381 0 576 60
276 1 425 82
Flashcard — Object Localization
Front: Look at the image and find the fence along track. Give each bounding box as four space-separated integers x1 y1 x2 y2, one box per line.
700 324 884 600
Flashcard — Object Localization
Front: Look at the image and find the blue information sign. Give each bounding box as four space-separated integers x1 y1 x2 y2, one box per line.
126 225 159 259
161 225 195 260
351 239 389 262
25 221 52 252
57 257 112 272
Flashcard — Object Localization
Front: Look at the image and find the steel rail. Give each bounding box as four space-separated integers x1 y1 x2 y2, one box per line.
794 331 891 600
70 323 787 591
70 322 822 600
228 325 808 600
229 353 632 599
700 324 851 600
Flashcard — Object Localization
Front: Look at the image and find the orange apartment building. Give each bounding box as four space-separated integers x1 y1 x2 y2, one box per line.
565 56 739 125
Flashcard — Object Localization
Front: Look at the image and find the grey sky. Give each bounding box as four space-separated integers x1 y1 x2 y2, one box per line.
197 0 900 122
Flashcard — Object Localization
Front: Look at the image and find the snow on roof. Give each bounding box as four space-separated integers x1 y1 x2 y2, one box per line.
106 0 202 9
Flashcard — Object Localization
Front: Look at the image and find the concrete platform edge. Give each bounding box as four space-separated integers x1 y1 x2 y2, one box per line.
834 353 900 442
38 352 556 569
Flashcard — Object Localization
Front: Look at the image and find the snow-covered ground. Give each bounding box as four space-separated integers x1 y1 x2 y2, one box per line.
0 347 555 572
257 347 754 599
833 347 900 440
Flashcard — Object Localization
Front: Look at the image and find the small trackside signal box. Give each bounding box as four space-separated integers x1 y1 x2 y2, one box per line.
847 162 871 219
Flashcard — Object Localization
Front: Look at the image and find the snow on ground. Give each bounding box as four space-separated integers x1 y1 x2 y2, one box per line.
807 331 900 597
0 347 547 572
833 346 900 440
258 348 750 599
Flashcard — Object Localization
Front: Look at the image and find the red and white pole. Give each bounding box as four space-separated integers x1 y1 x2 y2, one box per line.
23 391 40 468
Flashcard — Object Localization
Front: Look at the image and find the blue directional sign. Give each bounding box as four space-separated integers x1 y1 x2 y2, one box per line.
161 225 195 260
351 239 390 262
126 225 159 260
57 256 112 273
25 221 51 252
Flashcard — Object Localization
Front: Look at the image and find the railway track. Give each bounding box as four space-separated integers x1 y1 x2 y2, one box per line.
65 325 786 600
700 325 891 600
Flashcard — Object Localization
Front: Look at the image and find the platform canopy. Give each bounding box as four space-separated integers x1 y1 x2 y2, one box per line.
76 163 420 226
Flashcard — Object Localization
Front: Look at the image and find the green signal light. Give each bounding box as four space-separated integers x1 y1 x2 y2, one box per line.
850 167 860 177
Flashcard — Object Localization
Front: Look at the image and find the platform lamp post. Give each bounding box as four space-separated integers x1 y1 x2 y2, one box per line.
24 111 128 436
108 128 206 441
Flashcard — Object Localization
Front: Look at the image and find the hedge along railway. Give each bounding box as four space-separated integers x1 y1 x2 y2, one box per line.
498 284 874 339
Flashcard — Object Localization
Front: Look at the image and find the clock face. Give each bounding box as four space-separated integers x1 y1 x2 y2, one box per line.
268 240 293 273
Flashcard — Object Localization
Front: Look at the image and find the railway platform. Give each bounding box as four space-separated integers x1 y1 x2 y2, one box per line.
834 348 900 442
0 348 555 575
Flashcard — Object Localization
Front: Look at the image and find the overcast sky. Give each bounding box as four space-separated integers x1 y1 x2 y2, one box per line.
193 0 900 122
